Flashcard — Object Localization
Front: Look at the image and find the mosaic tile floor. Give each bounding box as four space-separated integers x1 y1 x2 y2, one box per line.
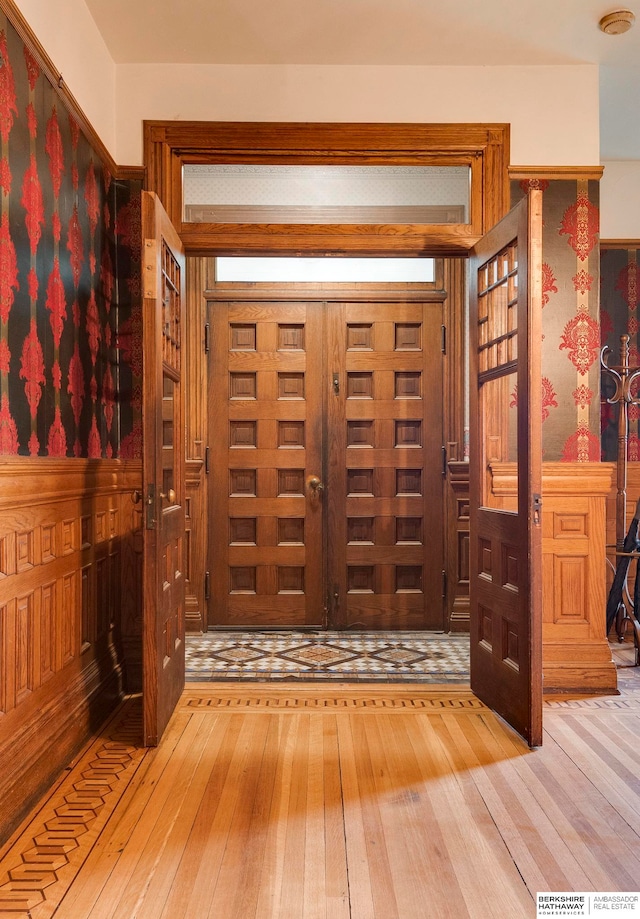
185 631 471 683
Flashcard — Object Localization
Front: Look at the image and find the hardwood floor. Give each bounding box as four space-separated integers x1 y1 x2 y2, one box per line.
1 671 639 918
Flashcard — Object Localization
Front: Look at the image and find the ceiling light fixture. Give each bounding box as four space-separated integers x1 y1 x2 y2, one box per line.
599 9 636 33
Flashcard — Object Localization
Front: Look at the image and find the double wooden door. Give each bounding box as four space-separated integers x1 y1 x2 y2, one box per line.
209 297 444 631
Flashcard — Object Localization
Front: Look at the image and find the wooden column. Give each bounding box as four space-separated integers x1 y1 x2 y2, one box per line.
491 461 616 694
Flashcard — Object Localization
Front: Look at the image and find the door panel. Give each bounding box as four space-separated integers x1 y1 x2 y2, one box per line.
469 191 543 747
327 301 444 630
210 302 325 627
142 191 186 746
209 296 444 631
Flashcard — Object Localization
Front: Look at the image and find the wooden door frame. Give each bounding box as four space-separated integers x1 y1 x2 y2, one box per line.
163 121 510 635
143 121 510 256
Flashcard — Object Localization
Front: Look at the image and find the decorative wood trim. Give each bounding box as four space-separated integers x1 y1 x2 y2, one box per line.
144 121 510 256
0 0 143 181
181 223 478 258
0 457 141 503
185 204 467 225
601 240 640 249
490 461 614 497
184 693 484 711
489 461 616 694
509 166 604 181
207 285 445 302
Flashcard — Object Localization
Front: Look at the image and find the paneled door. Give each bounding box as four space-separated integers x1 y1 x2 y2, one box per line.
209 296 444 631
327 301 444 629
210 302 325 627
142 191 186 746
469 190 543 747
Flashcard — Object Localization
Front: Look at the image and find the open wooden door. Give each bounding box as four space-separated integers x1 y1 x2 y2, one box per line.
469 190 543 747
142 191 186 746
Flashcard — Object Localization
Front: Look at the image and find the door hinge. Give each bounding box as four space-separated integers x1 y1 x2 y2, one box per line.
145 483 157 530
533 493 542 527
442 569 447 600
204 322 211 354
204 571 211 600
441 324 447 354
205 446 210 474
442 445 447 476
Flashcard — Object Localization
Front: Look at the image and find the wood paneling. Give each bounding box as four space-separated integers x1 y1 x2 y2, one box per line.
490 461 616 693
447 461 470 632
0 458 142 844
184 258 214 633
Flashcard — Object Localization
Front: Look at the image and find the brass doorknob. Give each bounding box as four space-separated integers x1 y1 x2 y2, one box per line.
307 475 324 493
160 488 176 504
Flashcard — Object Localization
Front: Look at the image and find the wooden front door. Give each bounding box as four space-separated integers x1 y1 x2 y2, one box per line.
469 191 543 747
209 296 444 631
142 191 186 746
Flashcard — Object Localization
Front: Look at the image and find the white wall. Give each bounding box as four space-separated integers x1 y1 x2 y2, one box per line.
13 0 116 158
10 2 601 171
600 161 640 240
600 66 640 161
115 63 600 167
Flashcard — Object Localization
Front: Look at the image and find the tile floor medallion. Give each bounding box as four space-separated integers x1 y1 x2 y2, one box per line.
185 631 470 683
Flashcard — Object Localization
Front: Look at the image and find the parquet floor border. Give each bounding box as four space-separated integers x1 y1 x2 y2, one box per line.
181 683 485 711
0 699 147 917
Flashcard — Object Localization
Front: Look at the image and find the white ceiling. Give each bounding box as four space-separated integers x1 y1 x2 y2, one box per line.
84 0 640 65
84 0 640 157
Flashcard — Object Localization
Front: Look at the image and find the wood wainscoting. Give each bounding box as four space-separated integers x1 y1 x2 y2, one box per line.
491 461 616 694
0 458 143 844
447 460 470 632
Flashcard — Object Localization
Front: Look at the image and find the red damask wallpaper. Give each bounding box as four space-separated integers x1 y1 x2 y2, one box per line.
511 179 601 461
0 14 142 457
600 247 639 462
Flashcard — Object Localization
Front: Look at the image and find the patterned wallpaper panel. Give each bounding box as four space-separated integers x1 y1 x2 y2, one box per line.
0 14 142 457
511 180 601 461
601 247 639 462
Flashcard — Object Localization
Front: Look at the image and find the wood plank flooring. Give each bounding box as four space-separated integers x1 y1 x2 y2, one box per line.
1 676 639 918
